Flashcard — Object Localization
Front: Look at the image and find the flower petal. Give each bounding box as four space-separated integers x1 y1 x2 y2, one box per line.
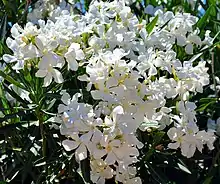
185 43 193 55
75 144 87 161
52 69 64 84
62 139 79 151
43 73 53 87
168 142 180 149
35 69 47 78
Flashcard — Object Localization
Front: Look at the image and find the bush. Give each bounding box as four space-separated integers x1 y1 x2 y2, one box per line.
0 0 220 183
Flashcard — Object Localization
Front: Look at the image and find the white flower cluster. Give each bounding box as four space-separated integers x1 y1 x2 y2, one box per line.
207 118 220 136
27 0 75 23
3 0 216 183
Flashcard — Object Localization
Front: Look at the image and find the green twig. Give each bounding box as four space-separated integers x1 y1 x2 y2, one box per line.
37 112 46 158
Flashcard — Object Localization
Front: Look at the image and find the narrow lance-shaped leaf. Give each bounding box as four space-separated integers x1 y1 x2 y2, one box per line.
203 176 213 184
0 109 32 123
2 83 29 107
146 15 158 35
0 14 7 41
0 70 26 91
197 5 215 29
0 84 11 115
177 163 191 174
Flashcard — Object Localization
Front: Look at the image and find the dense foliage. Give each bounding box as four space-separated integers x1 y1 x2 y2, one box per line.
0 0 220 184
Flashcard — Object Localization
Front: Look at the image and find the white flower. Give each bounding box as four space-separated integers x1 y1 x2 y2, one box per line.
62 132 92 161
88 130 107 159
177 101 197 124
196 131 216 150
207 118 220 136
167 127 185 149
216 118 220 136
202 30 213 46
58 92 95 134
168 126 215 158
64 43 85 71
116 166 142 184
101 137 122 165
184 33 202 54
35 52 64 87
154 107 172 130
137 48 157 76
167 127 200 158
90 159 114 184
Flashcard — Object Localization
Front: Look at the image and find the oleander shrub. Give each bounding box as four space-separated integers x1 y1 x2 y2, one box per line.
0 0 220 183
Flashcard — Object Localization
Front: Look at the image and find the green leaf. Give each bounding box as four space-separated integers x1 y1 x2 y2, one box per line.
0 41 2 54
84 0 93 11
145 0 158 6
46 98 56 111
144 149 155 161
0 40 12 54
0 84 10 115
2 83 29 107
196 101 216 112
153 131 165 146
45 93 61 100
0 70 26 91
145 162 167 184
189 52 203 63
35 161 46 167
208 0 216 5
0 120 38 134
199 98 217 103
0 14 7 41
6 170 20 182
203 176 213 184
177 163 191 174
197 5 214 29
196 98 217 112
210 6 217 17
146 15 158 35
212 31 220 43
211 19 220 25
2 0 17 18
0 110 27 123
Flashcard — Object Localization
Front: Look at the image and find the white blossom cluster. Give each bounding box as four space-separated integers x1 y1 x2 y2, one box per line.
207 118 220 136
3 0 216 183
27 0 75 23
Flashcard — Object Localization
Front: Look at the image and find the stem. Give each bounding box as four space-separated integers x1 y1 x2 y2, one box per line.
34 76 46 157
38 112 46 158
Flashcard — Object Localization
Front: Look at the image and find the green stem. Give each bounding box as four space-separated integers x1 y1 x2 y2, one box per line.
35 107 46 158
38 112 46 158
